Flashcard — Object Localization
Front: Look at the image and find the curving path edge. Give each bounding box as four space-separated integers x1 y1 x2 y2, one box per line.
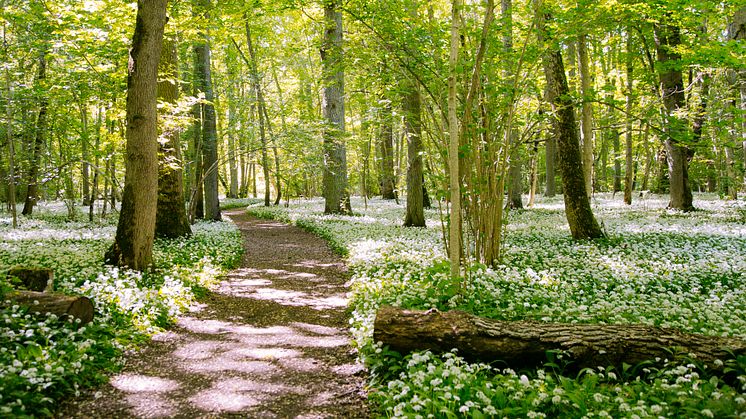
58 209 369 418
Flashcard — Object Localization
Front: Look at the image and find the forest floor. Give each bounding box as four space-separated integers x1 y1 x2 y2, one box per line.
57 209 369 418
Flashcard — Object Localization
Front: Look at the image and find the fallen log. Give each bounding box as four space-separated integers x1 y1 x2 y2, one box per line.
373 306 746 371
2 291 94 325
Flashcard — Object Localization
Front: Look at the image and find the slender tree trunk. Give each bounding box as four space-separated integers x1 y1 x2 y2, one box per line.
80 102 91 206
321 0 351 214
190 48 204 220
194 0 220 221
528 142 538 207
22 49 48 216
226 54 239 199
544 96 556 198
655 23 693 211
538 0 604 240
89 106 101 222
403 77 425 227
577 34 594 198
243 22 271 207
379 100 397 200
5 63 17 227
728 8 746 193
624 31 634 205
448 0 462 278
504 0 522 210
156 36 192 238
105 0 167 270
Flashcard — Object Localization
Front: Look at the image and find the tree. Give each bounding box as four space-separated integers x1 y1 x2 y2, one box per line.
378 99 397 200
21 47 48 216
105 0 168 270
403 77 425 227
194 0 220 221
577 33 594 198
447 0 462 278
655 23 694 211
538 0 604 240
321 0 351 214
155 35 192 239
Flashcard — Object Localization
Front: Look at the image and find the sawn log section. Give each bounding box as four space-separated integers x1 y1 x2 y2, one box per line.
373 306 746 370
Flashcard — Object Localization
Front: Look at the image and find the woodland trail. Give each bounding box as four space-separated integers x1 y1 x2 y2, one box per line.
58 210 369 418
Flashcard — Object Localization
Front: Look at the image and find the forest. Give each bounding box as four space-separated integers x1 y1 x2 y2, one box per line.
1 0 745 417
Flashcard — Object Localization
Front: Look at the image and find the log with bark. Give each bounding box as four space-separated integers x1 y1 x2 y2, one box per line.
373 306 746 371
2 291 94 325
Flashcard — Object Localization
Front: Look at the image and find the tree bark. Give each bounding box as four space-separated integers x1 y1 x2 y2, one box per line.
577 33 594 198
447 0 462 279
243 21 271 207
538 1 604 240
654 24 694 211
504 0 522 210
155 36 192 239
194 0 220 221
624 31 634 205
373 306 746 371
403 77 425 227
321 0 351 215
105 0 167 270
3 291 94 325
379 100 397 200
22 48 48 216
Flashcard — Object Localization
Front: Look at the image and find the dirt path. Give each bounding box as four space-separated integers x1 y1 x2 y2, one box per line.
59 210 369 418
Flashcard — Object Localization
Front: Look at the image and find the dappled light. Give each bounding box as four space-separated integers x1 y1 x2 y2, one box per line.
53 210 367 417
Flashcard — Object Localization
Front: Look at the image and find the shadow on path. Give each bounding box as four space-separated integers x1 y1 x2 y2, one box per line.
58 210 369 418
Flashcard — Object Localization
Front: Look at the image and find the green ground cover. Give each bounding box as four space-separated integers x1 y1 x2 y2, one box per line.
250 193 746 418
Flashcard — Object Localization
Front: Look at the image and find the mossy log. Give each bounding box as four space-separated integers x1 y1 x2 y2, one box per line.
373 306 746 370
3 291 94 324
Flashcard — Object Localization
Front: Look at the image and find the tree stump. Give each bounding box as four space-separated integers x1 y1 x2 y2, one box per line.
7 266 54 292
373 306 746 371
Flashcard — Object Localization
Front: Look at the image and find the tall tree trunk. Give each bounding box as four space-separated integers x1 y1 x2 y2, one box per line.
447 0 462 278
156 36 192 238
243 21 271 207
577 34 594 198
80 102 91 206
105 0 167 270
728 8 746 193
89 106 101 222
226 51 239 199
321 0 351 214
5 62 17 228
544 97 556 198
504 0 523 210
538 0 604 240
194 0 220 221
403 77 425 227
624 31 634 205
22 48 48 216
654 23 693 211
190 47 204 220
528 142 538 207
379 100 397 200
